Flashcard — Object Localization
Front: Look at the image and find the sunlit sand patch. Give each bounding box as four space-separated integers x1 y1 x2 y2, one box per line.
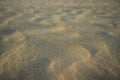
48 58 62 72
41 26 65 33
108 31 120 38
28 13 43 22
0 33 26 76
0 13 23 28
56 73 65 80
68 62 85 80
0 40 25 68
47 58 66 80
66 44 91 63
0 30 26 58
51 15 62 23
40 20 53 26
47 31 82 40
2 31 25 43
25 26 65 35
93 40 109 53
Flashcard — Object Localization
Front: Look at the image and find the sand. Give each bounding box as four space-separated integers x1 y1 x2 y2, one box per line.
0 0 120 80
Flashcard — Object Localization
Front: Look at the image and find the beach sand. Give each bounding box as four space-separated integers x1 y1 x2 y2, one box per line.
0 0 120 80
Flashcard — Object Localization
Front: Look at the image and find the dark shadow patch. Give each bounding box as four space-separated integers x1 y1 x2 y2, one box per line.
0 28 15 36
0 28 15 56
0 73 15 80
0 7 6 12
0 40 6 57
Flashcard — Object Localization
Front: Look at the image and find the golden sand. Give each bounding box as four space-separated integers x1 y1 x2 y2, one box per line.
0 0 120 80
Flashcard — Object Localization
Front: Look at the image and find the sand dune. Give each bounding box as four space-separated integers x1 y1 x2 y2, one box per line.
0 0 120 80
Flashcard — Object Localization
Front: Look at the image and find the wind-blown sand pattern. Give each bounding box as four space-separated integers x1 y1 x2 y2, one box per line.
0 0 120 80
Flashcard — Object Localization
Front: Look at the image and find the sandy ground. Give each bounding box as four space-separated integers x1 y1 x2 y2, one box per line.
0 0 120 80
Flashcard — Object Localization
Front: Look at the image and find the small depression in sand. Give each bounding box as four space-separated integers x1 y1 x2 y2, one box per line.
0 0 120 80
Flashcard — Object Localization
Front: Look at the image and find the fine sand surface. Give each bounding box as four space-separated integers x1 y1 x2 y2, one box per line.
0 0 120 80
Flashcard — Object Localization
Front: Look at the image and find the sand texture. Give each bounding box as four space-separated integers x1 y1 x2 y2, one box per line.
0 0 120 80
